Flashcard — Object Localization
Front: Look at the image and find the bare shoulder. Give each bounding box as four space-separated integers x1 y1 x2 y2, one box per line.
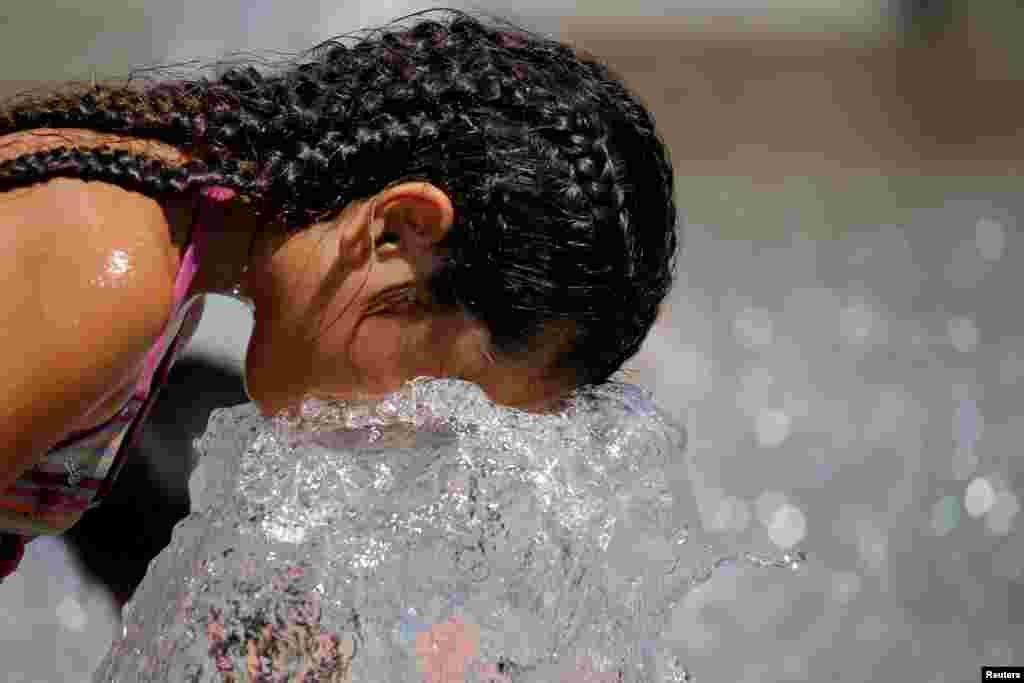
0 126 196 254
0 127 197 317
0 131 194 481
0 176 182 327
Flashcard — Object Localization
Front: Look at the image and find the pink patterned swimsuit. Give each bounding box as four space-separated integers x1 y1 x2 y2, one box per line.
0 191 221 581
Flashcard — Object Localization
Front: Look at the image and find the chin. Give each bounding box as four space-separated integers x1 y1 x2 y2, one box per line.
244 345 292 417
243 376 285 417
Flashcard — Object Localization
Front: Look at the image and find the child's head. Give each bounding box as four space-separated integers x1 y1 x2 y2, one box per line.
0 9 678 411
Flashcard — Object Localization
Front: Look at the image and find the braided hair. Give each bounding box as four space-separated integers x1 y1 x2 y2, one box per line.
0 8 678 389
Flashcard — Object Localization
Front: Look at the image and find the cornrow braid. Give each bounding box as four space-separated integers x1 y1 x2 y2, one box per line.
0 8 678 388
0 146 250 196
0 80 211 151
0 77 270 206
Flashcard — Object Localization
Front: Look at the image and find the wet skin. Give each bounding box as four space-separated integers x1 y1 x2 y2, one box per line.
0 129 572 436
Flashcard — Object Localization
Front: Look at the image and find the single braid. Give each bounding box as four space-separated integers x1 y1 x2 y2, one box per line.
0 144 262 204
0 75 270 204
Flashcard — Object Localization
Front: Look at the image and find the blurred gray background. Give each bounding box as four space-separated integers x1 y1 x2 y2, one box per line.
1 1 1023 681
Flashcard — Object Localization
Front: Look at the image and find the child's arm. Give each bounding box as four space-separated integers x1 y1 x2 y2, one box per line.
0 175 179 490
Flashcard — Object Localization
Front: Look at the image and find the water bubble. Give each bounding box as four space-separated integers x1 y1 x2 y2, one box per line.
964 477 995 518
948 317 979 353
665 653 696 682
975 217 1006 261
743 550 808 572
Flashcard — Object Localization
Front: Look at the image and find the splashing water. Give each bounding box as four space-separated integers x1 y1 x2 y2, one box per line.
92 378 806 682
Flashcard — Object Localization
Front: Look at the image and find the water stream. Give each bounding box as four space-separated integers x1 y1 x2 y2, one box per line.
93 378 805 682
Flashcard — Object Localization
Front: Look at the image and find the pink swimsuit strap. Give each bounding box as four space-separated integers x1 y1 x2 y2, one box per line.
133 186 226 398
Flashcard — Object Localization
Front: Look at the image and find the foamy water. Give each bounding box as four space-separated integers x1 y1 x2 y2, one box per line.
92 378 804 682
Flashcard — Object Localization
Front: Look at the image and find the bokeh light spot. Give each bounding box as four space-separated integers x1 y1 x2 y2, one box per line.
756 409 792 448
767 502 807 549
55 596 87 632
964 477 995 518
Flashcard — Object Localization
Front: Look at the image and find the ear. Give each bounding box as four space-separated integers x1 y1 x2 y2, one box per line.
371 182 454 251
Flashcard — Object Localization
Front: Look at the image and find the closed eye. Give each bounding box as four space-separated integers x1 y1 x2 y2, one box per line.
382 294 420 316
366 284 421 316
